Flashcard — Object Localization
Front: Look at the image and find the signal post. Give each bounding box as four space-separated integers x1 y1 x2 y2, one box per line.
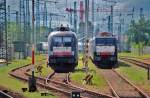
28 0 37 92
83 0 89 73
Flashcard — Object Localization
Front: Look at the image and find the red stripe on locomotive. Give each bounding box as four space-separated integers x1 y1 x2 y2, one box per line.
53 52 72 56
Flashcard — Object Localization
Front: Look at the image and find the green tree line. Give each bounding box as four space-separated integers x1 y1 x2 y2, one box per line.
7 22 48 44
126 18 150 55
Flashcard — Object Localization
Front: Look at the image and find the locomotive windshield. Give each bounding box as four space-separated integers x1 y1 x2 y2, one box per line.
96 38 116 45
53 36 73 47
63 37 72 46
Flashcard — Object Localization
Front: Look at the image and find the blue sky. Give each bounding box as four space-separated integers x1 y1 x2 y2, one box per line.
7 0 150 32
7 0 150 18
7 0 150 14
115 0 150 17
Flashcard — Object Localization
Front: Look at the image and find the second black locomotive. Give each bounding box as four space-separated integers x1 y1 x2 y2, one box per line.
89 32 118 68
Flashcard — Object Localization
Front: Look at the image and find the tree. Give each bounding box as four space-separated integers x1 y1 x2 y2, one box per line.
126 18 150 55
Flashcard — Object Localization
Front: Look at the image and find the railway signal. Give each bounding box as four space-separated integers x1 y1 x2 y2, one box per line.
83 39 89 73
28 0 37 92
28 45 37 92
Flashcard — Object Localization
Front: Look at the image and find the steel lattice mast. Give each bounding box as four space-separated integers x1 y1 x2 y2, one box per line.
36 0 40 43
0 0 7 62
25 0 31 44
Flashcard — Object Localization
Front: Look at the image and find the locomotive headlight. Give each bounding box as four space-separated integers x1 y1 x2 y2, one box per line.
111 52 115 55
72 51 74 55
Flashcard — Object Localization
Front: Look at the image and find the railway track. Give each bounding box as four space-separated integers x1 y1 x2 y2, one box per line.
119 57 149 69
9 61 114 98
0 90 13 98
101 69 149 98
120 56 150 60
26 72 114 98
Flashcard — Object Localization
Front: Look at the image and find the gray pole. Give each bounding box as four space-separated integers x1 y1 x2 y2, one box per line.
49 13 52 32
26 0 30 44
110 5 113 34
119 13 122 51
4 0 8 63
140 8 144 19
108 16 111 32
36 0 40 43
14 11 18 42
85 0 89 38
32 0 35 44
84 0 89 72
66 0 69 23
7 6 11 42
74 1 77 33
131 7 135 25
70 10 73 25
92 0 94 37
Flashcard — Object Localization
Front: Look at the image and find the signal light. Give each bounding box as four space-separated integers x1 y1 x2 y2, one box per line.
71 91 80 98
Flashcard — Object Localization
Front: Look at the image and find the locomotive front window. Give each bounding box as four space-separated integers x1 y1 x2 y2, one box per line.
96 38 116 45
53 36 73 47
63 37 72 46
53 37 62 46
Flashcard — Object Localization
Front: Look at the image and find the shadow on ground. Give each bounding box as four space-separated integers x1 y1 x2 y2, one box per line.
113 61 130 69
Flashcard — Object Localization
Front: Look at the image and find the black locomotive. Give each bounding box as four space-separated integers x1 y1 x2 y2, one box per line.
89 32 118 68
47 26 78 72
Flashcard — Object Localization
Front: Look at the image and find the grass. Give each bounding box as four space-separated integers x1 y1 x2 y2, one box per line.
33 54 107 91
119 52 150 59
71 55 107 90
0 55 56 98
116 61 150 91
34 62 53 77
